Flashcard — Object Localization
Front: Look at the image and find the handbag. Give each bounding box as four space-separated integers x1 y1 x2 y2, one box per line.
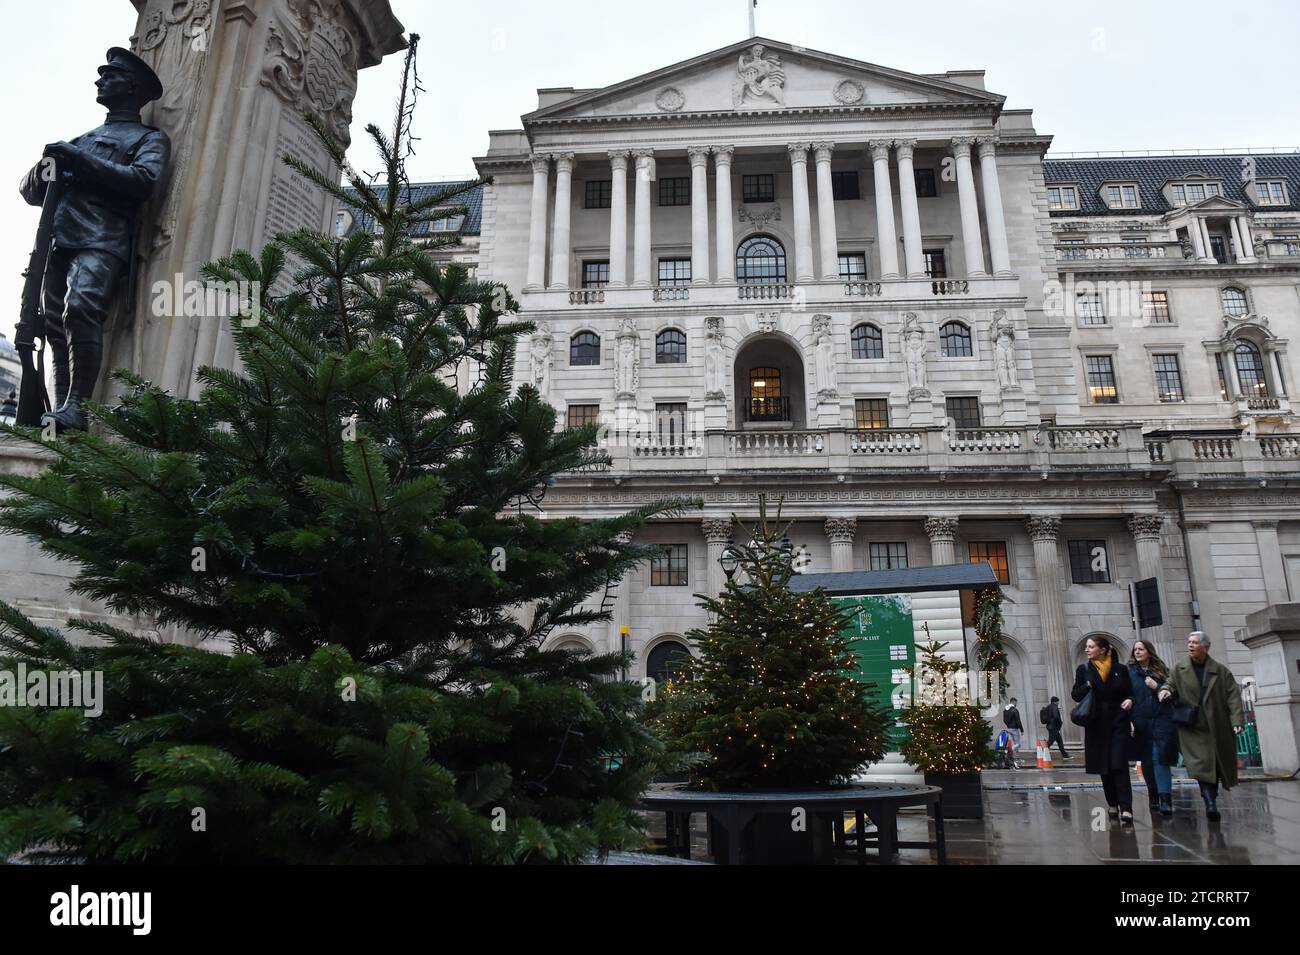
1069 686 1096 727
1170 666 1207 728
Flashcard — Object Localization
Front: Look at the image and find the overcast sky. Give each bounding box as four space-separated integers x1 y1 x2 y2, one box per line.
4 0 1298 341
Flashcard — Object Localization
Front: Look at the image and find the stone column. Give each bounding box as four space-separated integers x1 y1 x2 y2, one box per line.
951 138 987 277
1253 520 1290 606
825 517 857 572
703 518 733 599
1183 520 1223 644
1198 217 1216 264
925 516 959 565
1237 215 1257 263
868 140 900 279
1027 516 1071 723
893 139 925 278
976 138 1012 276
524 154 550 291
548 152 575 289
607 150 630 287
788 143 815 282
713 146 736 283
1128 513 1172 660
688 147 712 284
812 142 840 281
1187 216 1208 262
631 149 655 288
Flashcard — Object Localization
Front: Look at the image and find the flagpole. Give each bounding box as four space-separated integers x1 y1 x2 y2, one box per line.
749 0 756 37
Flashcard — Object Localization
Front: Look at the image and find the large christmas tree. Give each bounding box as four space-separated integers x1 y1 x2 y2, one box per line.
0 37 691 864
654 498 889 790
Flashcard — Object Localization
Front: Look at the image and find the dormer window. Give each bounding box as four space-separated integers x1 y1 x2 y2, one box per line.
1169 180 1221 206
1104 183 1140 209
1253 180 1288 206
1047 185 1079 211
430 213 465 232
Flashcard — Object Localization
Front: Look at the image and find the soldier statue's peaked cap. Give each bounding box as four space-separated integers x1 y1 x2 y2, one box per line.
100 47 164 103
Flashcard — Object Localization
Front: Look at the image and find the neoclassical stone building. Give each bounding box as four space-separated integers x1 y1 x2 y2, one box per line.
463 37 1298 738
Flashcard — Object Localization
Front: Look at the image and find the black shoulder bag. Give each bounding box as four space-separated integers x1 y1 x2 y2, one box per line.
1069 672 1097 727
1171 666 1206 728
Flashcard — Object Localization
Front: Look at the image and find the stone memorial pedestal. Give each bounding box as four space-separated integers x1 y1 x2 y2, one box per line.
1239 603 1300 775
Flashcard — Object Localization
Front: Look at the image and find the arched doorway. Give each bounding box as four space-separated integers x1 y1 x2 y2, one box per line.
645 637 691 691
979 633 1036 756
733 336 807 428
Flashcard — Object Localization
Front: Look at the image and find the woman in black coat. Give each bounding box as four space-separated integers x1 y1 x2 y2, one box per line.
1071 634 1136 824
1129 639 1179 818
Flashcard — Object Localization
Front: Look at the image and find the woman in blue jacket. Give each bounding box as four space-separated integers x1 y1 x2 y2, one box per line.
1129 639 1179 818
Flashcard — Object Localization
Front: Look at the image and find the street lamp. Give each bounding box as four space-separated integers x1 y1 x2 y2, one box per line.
719 543 741 580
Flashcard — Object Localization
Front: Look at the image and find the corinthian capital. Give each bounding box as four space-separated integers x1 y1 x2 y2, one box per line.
824 517 857 544
950 137 976 159
867 139 892 161
786 142 810 162
892 139 917 161
976 136 999 159
812 141 835 163
530 153 551 174
712 145 736 164
1127 513 1164 541
552 151 576 172
924 516 959 543
702 518 733 543
1026 515 1061 543
687 146 711 167
606 149 630 170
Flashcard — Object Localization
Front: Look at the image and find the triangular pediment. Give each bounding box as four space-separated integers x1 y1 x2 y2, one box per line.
1165 195 1249 218
523 37 1004 123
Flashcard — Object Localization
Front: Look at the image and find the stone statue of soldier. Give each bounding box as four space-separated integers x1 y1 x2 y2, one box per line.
19 48 170 431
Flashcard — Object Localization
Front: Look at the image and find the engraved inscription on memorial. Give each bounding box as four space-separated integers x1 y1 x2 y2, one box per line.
260 110 334 249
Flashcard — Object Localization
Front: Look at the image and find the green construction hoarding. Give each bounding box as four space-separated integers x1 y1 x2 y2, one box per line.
832 593 916 748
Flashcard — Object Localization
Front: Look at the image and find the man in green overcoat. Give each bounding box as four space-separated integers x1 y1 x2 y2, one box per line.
1159 631 1244 821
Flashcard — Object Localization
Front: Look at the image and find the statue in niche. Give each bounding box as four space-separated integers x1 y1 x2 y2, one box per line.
812 314 837 400
704 317 725 400
615 317 640 399
900 312 929 399
732 44 786 109
991 309 1019 391
529 322 552 397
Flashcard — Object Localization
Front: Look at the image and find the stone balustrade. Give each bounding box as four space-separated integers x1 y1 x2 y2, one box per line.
1056 241 1180 262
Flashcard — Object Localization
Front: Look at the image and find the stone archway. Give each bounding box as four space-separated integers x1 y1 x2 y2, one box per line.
981 632 1037 755
733 335 807 429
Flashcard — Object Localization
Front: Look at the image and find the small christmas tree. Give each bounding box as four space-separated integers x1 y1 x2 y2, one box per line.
899 640 995 775
655 498 889 790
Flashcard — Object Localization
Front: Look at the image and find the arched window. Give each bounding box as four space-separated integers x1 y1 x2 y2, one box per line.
736 235 787 285
655 328 687 364
940 321 973 357
647 640 690 688
1234 341 1269 396
1221 287 1249 317
569 331 600 366
850 323 883 359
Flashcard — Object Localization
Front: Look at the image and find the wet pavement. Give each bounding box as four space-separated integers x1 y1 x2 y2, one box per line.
638 769 1300 864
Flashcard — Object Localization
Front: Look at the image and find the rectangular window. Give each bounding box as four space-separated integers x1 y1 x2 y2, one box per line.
651 543 688 586
655 402 688 447
1107 184 1138 208
1171 184 1186 206
1276 233 1300 255
1068 540 1111 584
838 252 867 280
1059 238 1086 261
742 174 775 203
582 260 610 288
1047 185 1077 210
915 169 938 198
1152 354 1184 402
566 404 600 429
1141 290 1171 323
923 249 947 278
1085 355 1119 404
831 170 860 200
945 396 982 430
657 177 690 206
1255 181 1287 206
1076 293 1106 325
657 258 692 286
584 179 611 209
1122 235 1152 257
854 398 890 430
1186 183 1205 202
869 542 909 571
969 541 1010 585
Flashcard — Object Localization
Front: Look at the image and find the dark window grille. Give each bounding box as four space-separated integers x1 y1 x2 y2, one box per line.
914 169 938 198
940 322 973 357
742 174 775 202
945 396 982 430
851 324 883 359
869 542 909 570
584 180 611 208
650 544 688 586
658 177 690 206
655 329 687 364
1068 539 1111 584
831 170 860 200
657 258 692 286
570 331 601 366
582 260 609 288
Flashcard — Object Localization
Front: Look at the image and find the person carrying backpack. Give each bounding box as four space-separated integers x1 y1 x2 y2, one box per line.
1040 696 1070 760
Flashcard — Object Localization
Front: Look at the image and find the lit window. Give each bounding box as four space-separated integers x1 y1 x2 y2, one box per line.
1141 290 1171 324
1152 354 1184 402
567 404 600 428
1085 355 1118 404
850 324 883 359
1234 341 1269 396
969 541 1009 585
854 398 889 430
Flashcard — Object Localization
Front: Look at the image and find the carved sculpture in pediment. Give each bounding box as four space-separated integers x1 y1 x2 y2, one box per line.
655 86 685 112
738 203 782 231
832 79 864 105
732 44 785 109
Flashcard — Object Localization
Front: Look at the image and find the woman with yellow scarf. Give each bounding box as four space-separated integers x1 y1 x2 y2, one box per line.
1071 635 1136 823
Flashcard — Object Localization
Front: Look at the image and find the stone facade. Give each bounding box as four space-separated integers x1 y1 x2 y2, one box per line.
466 37 1300 739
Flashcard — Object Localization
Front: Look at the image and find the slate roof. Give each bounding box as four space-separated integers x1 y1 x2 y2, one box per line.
341 180 483 238
787 562 999 596
1042 153 1300 216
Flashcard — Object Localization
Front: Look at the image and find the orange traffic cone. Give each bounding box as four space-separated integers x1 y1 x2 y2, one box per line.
1040 739 1053 770
1035 738 1045 769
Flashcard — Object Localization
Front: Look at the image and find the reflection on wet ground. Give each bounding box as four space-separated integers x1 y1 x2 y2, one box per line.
638 771 1300 864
